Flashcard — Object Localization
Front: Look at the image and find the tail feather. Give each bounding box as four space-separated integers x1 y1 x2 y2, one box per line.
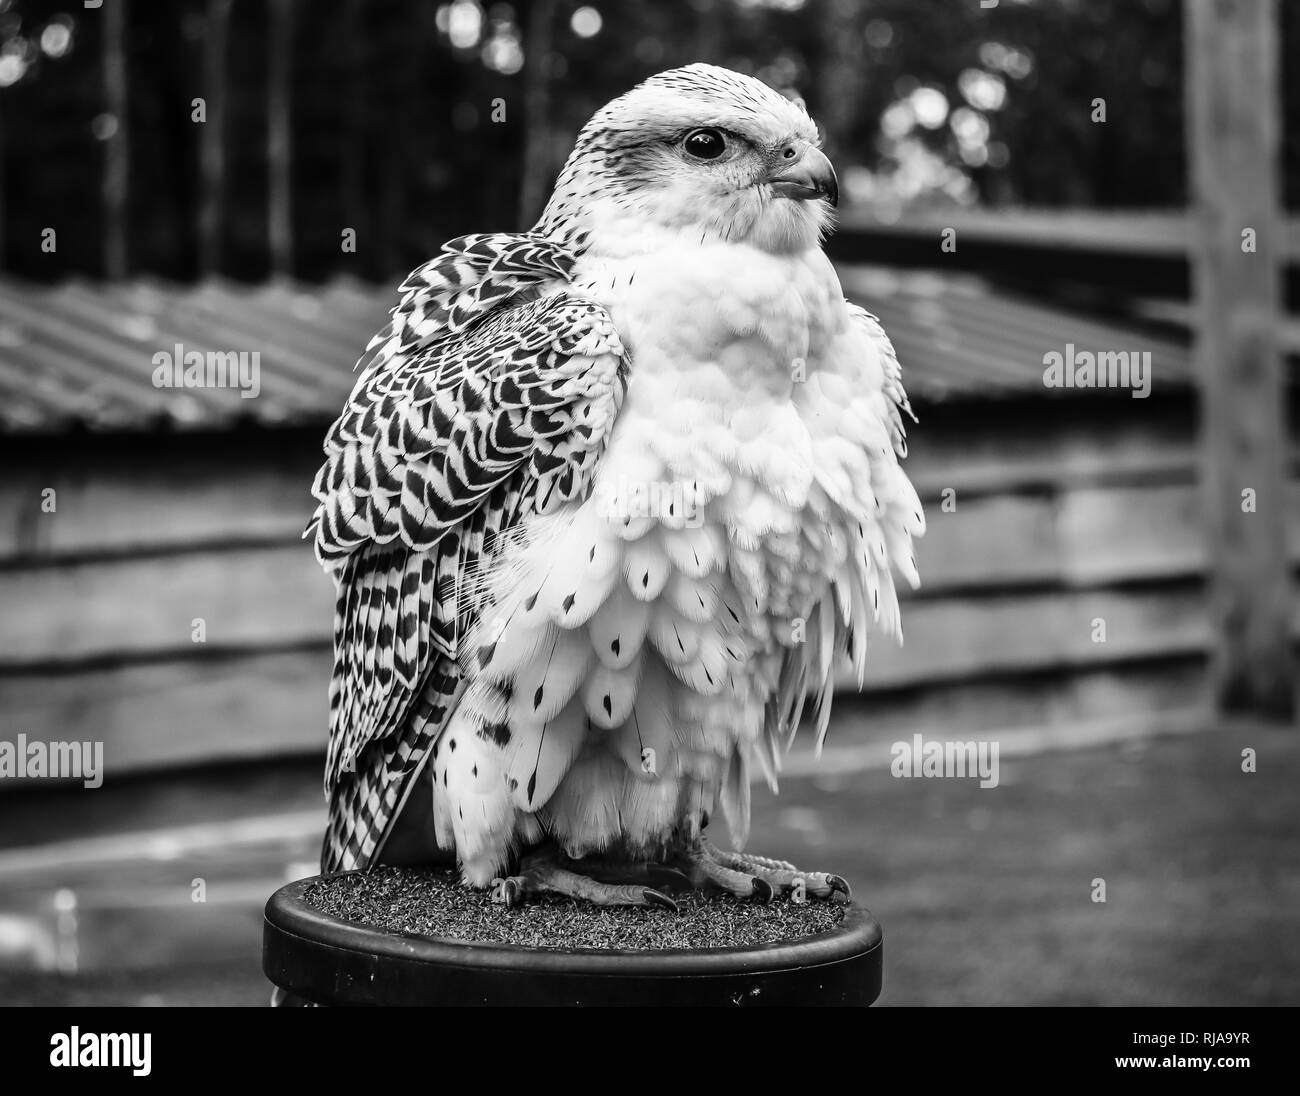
321 653 464 873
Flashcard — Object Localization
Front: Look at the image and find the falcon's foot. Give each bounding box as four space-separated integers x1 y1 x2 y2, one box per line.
493 846 680 911
676 838 851 904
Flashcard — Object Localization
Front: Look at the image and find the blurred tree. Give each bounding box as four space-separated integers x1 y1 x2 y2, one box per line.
197 0 232 277
815 0 867 164
100 0 125 277
267 0 291 277
517 0 558 228
0 0 1294 281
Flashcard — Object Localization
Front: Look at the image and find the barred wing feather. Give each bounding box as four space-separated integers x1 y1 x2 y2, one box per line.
308 234 626 871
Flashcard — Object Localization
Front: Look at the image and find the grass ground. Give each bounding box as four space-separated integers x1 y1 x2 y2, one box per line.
0 716 1296 1006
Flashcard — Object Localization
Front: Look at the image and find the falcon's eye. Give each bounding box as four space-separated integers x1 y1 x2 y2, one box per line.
682 128 727 161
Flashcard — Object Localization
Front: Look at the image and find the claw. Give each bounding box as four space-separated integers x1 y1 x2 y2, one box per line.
498 877 522 908
643 888 679 913
750 877 774 904
827 874 852 903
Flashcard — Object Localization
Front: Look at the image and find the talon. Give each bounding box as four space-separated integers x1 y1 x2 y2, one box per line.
643 888 679 913
503 878 522 907
696 844 853 905
750 877 774 904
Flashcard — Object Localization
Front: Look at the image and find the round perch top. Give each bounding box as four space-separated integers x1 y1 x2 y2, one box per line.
263 868 883 1007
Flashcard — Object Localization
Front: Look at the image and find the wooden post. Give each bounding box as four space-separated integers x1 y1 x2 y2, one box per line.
198 0 233 277
267 0 293 278
101 0 129 279
1186 0 1294 719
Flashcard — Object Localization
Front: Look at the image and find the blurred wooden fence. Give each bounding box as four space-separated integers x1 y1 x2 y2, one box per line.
0 271 1295 775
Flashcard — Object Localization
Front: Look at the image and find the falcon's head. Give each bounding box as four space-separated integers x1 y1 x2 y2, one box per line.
539 64 838 255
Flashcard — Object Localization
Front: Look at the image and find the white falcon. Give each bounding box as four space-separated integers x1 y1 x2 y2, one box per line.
310 64 924 908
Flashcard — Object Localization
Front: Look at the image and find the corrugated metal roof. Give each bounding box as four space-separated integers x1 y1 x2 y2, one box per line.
0 269 1193 434
0 278 392 433
840 267 1194 400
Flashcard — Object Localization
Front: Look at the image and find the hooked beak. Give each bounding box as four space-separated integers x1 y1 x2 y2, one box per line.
768 145 839 208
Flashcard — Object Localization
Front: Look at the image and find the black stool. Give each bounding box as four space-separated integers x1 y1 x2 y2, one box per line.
263 875 883 1006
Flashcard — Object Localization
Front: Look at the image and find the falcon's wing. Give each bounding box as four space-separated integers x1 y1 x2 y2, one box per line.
309 234 627 871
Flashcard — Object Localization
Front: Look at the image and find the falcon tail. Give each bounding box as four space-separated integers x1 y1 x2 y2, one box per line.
321 653 464 873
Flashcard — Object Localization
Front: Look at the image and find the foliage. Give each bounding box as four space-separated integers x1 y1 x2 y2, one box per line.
0 0 1293 280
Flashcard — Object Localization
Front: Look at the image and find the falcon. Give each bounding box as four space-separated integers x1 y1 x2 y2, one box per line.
309 64 924 909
